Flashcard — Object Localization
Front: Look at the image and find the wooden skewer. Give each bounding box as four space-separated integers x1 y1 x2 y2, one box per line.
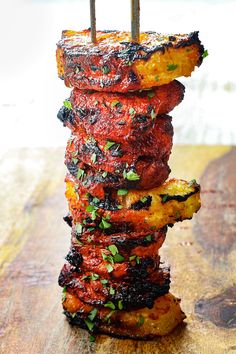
90 0 96 43
131 0 140 43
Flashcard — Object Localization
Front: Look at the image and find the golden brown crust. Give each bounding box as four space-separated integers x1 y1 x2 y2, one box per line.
56 29 204 92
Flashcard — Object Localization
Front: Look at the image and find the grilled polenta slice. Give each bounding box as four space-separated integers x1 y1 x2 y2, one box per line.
56 29 204 92
65 176 200 232
63 291 185 339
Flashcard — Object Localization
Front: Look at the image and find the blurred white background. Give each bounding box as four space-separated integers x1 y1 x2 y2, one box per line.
0 0 236 159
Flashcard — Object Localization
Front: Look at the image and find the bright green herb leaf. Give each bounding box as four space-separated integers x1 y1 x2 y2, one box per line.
125 170 140 181
106 264 114 273
107 244 118 256
117 189 128 196
72 158 78 165
77 168 85 179
89 335 95 342
202 49 209 59
100 279 108 285
129 107 136 116
167 64 178 71
102 65 110 74
84 318 94 331
145 235 152 242
113 253 125 263
91 273 100 281
140 197 148 203
99 218 112 229
88 308 98 321
111 101 120 108
63 100 72 110
102 171 108 178
75 223 83 234
151 109 156 120
136 315 145 327
104 301 116 310
189 179 197 187
104 141 116 151
118 300 123 310
109 286 115 295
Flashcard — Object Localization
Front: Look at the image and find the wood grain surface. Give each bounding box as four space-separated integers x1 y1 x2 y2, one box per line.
0 145 236 354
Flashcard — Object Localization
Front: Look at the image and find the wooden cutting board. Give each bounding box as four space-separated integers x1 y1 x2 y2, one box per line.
0 145 236 354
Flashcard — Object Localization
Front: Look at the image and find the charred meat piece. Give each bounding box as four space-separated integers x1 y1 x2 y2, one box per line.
65 114 173 182
65 175 201 232
56 29 204 92
62 291 185 339
59 80 184 142
59 262 170 309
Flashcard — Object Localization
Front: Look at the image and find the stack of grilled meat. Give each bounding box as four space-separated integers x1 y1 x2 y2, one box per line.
56 30 204 339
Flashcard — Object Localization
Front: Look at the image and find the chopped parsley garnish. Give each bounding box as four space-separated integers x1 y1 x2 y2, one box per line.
99 218 112 229
140 196 148 203
113 253 125 263
91 153 97 163
167 64 178 71
104 140 116 151
136 315 145 328
102 65 110 74
189 179 197 187
118 300 123 310
124 170 140 181
111 101 120 108
109 286 115 295
106 264 114 273
84 318 95 331
129 255 141 264
202 49 209 59
93 197 100 204
161 194 170 203
145 235 152 242
117 189 128 196
62 287 67 302
72 158 78 165
102 171 108 178
107 244 119 256
147 91 155 98
89 335 95 342
77 168 85 179
100 279 108 285
117 205 123 209
88 308 98 321
86 205 97 213
129 107 136 116
91 273 100 281
104 301 116 310
75 223 83 234
63 100 72 110
151 109 156 120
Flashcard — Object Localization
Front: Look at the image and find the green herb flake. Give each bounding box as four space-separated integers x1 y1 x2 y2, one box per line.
88 228 95 233
136 315 145 328
86 205 97 213
151 109 156 120
91 153 97 163
63 100 72 110
189 179 197 187
202 49 209 59
84 318 95 331
125 170 140 181
113 253 125 263
107 244 119 256
104 140 116 151
91 209 98 221
111 100 120 108
109 286 115 295
91 273 100 281
167 64 178 71
129 107 136 116
72 158 78 165
118 300 123 310
62 287 67 302
75 223 83 234
129 255 136 262
93 197 100 204
102 65 110 74
99 218 112 229
104 310 116 322
161 194 169 203
117 205 123 209
89 335 95 342
102 171 108 178
145 235 152 242
77 168 85 179
104 301 116 310
100 279 108 285
140 197 148 203
106 264 114 273
147 91 155 99
117 189 128 196
88 308 98 321
136 256 141 264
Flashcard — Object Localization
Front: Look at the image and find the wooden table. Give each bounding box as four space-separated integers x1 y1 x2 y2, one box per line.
0 145 236 354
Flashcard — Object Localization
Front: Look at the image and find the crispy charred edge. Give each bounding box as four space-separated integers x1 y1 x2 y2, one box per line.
57 80 185 131
65 160 171 196
59 265 170 309
72 226 167 251
65 247 160 281
58 30 204 66
160 183 200 204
